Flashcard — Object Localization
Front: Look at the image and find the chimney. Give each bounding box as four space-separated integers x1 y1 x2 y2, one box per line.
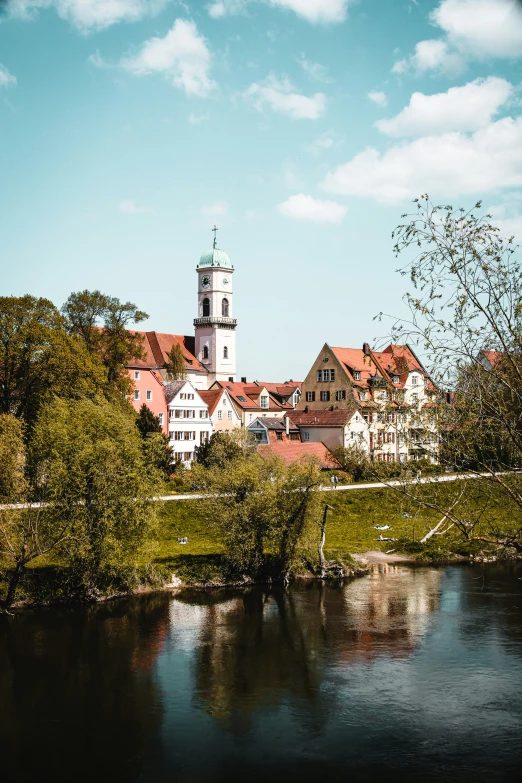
241 376 247 383
363 342 371 356
285 416 290 437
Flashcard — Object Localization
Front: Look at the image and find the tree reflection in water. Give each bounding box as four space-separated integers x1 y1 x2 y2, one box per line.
185 566 441 729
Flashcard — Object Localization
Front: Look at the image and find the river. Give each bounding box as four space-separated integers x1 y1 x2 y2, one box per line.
1 564 521 782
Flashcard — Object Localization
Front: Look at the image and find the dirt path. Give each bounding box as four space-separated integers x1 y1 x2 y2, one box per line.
352 550 415 565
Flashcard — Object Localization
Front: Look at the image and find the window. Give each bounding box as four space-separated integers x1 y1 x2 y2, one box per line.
393 375 400 384
320 391 330 402
353 371 361 381
412 393 418 403
330 369 335 382
249 414 253 421
255 432 263 441
260 395 269 409
200 410 208 418
134 390 140 401
360 391 367 401
222 298 229 317
174 410 181 418
223 346 228 359
188 394 194 400
146 390 152 401
412 375 418 386
202 298 210 317
363 412 371 423
184 452 192 462
377 412 384 422
276 431 283 441
388 413 394 422
306 391 315 402
158 413 164 426
218 410 222 420
236 395 245 401
317 370 323 382
223 397 226 405
336 390 345 401
304 432 310 441
203 345 209 360
134 371 140 381
227 410 232 420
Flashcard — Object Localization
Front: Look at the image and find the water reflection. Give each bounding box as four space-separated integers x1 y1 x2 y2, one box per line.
1 566 522 783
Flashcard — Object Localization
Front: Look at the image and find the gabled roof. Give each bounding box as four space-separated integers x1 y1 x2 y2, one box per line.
128 331 206 373
258 442 337 468
211 381 291 411
164 380 188 404
199 389 226 417
257 382 303 396
248 417 299 432
329 343 436 391
288 410 358 427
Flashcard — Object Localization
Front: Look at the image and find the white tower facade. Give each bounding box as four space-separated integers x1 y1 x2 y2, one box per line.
194 232 237 384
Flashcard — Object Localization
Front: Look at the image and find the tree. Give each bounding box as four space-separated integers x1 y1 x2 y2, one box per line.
62 290 148 396
164 342 187 381
136 404 174 479
198 452 322 577
194 430 246 469
0 296 106 427
381 195 522 552
329 443 370 482
30 397 162 598
0 415 72 612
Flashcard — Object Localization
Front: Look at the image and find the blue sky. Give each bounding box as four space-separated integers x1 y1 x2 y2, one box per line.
2 0 522 380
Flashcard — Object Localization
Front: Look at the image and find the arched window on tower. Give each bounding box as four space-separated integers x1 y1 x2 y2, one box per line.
223 346 228 359
203 345 209 360
222 298 229 317
202 298 210 317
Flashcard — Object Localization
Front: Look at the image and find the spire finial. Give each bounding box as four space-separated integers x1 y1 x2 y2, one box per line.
212 225 218 249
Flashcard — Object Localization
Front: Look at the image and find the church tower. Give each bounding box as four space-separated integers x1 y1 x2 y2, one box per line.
194 227 237 384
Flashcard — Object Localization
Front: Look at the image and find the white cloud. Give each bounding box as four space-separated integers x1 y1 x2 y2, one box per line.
7 0 169 32
433 0 522 58
201 200 229 223
488 198 522 239
395 1 522 74
0 64 17 87
298 56 332 83
206 0 350 23
321 116 522 204
244 75 326 119
306 132 342 155
269 0 350 24
376 77 512 137
368 90 387 107
188 112 209 124
119 199 153 214
392 39 464 75
121 19 216 97
278 193 347 223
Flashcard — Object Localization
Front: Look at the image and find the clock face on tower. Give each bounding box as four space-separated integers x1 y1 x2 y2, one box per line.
201 274 210 289
222 276 229 287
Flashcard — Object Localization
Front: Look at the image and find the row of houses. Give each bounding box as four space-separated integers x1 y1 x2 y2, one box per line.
128 333 438 467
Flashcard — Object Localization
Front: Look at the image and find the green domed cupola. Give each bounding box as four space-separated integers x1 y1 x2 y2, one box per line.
197 225 234 269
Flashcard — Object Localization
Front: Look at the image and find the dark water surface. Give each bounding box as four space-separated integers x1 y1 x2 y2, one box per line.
1 564 522 782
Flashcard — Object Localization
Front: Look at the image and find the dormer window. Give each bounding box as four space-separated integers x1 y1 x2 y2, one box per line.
393 375 399 384
353 371 361 381
260 395 269 409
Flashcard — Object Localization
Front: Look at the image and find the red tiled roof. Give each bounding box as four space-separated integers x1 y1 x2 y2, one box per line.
480 350 504 368
199 389 223 417
128 332 206 373
258 382 303 395
288 410 356 427
212 381 289 412
258 442 338 468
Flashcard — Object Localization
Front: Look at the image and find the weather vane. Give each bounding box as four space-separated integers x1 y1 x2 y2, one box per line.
212 224 218 249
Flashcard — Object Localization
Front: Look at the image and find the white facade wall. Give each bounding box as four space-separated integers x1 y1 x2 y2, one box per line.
167 382 213 466
210 391 242 433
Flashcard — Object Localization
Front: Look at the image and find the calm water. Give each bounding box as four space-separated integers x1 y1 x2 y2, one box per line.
1 564 522 782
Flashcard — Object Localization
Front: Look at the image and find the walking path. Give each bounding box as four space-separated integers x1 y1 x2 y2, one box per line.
0 471 509 510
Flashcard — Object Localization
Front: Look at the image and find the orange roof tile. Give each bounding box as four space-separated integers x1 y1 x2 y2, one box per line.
258 442 338 468
128 331 206 373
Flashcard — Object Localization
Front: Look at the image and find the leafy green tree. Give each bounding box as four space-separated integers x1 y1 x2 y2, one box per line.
0 295 106 427
330 443 370 482
136 404 174 479
199 452 322 576
0 414 72 612
62 290 148 395
194 430 250 470
164 342 187 381
30 397 162 598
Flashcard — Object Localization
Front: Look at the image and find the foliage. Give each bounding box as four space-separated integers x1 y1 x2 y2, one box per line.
0 415 27 502
62 289 148 396
0 295 106 427
194 429 250 470
136 403 162 438
164 342 187 381
198 452 323 576
29 397 162 599
135 404 174 479
330 443 370 482
382 195 522 551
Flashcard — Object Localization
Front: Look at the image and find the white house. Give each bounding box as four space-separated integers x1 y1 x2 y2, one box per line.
165 380 213 466
200 388 242 433
288 410 370 452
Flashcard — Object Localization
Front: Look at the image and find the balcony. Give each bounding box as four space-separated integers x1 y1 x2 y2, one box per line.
194 316 237 328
